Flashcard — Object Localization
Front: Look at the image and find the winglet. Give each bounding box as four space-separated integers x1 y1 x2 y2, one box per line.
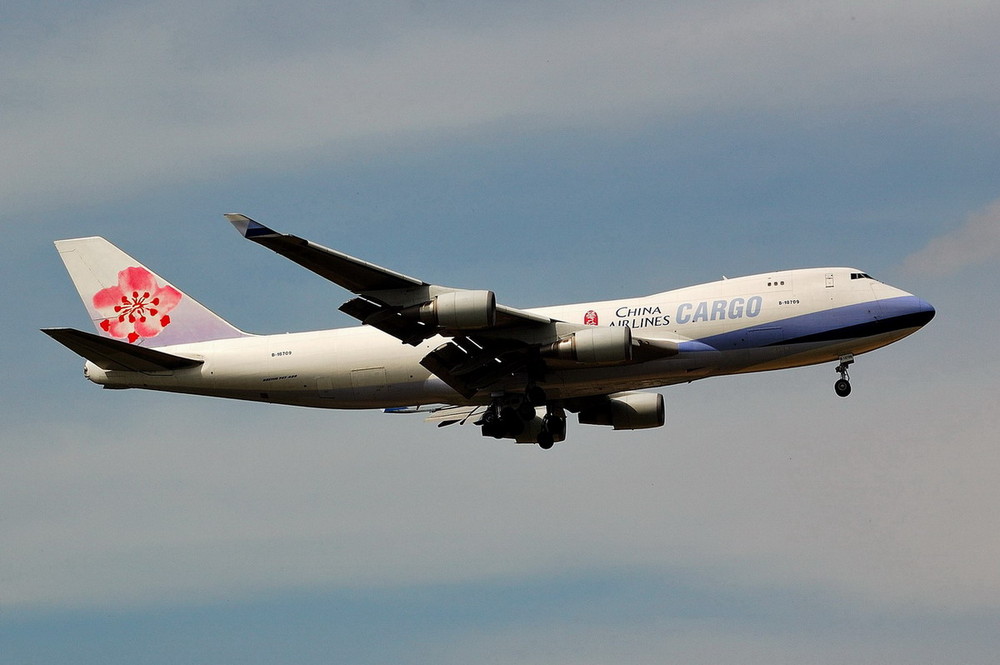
224 213 280 239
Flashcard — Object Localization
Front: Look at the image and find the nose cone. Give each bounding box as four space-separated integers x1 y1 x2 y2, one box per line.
876 293 935 334
912 297 936 327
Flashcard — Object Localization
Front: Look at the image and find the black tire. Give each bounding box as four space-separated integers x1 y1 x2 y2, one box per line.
480 409 504 438
543 414 566 440
500 407 525 437
538 431 554 449
835 378 852 397
517 401 537 421
482 421 504 439
525 384 547 406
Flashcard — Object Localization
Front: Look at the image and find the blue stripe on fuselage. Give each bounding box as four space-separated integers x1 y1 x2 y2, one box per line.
690 296 933 351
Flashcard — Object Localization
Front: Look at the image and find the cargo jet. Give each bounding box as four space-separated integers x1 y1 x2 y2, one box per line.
43 215 935 448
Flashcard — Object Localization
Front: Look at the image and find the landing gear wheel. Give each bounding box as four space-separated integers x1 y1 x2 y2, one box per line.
525 384 547 406
481 409 504 439
500 406 525 437
542 413 566 440
833 354 854 398
537 431 554 449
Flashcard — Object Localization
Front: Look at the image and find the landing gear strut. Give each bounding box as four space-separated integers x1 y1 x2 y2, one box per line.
834 354 854 397
479 388 567 449
481 400 523 439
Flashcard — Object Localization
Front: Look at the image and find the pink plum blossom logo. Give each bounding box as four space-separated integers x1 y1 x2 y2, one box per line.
583 310 599 326
92 267 182 343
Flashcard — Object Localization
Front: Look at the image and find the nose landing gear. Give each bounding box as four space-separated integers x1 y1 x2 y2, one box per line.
834 354 854 397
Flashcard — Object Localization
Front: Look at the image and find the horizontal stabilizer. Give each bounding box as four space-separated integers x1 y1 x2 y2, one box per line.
42 328 204 372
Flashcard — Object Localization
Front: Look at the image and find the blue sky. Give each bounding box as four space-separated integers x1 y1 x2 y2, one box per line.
3 1 1000 663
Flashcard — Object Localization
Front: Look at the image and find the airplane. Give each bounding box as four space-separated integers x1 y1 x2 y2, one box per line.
43 214 935 449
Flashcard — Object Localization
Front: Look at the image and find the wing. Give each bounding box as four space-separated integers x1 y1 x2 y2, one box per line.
226 214 550 343
384 404 487 427
226 213 427 293
226 214 681 399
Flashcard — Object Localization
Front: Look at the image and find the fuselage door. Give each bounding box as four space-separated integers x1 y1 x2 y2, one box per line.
351 367 387 403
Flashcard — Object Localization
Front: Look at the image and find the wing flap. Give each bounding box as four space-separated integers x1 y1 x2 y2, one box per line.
42 328 204 372
339 296 438 344
420 336 535 399
383 404 485 427
423 404 485 427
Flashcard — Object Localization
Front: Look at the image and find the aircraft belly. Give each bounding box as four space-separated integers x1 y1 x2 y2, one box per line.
158 327 435 407
540 354 722 400
735 328 922 373
102 369 181 390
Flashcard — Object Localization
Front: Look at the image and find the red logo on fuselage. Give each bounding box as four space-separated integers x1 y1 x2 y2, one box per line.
583 310 599 326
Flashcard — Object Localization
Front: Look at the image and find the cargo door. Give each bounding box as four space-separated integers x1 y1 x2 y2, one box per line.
350 367 387 403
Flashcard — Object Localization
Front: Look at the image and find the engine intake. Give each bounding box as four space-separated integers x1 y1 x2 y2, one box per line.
543 326 632 364
578 392 664 430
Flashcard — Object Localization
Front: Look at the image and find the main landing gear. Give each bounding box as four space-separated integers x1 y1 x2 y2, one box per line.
480 385 566 449
536 411 566 450
834 354 854 397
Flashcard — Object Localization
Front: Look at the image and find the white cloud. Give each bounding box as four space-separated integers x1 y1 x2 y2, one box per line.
2 0 999 216
6 0 1000 630
5 343 1000 614
901 198 1000 275
430 620 997 665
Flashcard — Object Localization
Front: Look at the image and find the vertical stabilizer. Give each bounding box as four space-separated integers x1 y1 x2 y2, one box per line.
55 236 248 347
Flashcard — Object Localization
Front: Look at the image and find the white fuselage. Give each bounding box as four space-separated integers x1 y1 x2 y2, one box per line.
83 267 931 408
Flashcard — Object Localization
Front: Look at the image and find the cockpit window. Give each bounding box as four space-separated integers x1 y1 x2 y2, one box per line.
850 272 874 280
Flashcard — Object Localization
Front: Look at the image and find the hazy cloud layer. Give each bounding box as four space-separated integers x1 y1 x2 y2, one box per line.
3 0 998 215
902 198 1000 275
6 335 999 614
5 2 1000 662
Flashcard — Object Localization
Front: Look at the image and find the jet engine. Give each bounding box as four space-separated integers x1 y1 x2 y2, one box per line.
578 392 665 430
543 326 632 364
406 290 497 329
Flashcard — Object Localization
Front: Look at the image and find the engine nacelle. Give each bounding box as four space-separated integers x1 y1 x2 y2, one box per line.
543 326 632 364
578 392 665 430
413 290 497 330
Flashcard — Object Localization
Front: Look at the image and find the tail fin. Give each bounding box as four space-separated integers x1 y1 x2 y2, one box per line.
54 236 248 347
